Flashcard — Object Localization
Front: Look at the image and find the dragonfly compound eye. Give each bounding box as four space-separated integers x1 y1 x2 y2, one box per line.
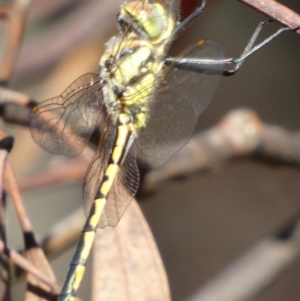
118 1 169 41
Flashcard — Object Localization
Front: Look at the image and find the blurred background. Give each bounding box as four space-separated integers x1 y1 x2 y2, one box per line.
3 0 300 300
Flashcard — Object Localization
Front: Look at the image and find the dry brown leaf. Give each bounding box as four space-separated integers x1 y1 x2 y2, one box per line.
92 199 171 301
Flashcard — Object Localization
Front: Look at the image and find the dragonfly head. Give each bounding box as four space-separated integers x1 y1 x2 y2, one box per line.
117 1 174 44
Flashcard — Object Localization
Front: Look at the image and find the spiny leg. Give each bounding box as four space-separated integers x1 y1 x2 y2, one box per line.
223 21 299 75
166 21 300 76
173 0 207 38
224 20 272 75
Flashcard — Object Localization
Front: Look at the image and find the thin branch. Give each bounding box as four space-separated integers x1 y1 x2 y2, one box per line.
186 214 300 301
0 240 58 291
0 87 32 106
18 159 87 192
4 159 58 299
0 88 34 126
15 0 121 82
237 0 300 33
0 136 13 301
29 0 81 21
142 109 300 194
40 208 85 256
5 162 34 233
0 0 32 84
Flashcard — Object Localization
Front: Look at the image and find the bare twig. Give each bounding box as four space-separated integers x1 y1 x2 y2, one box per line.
0 136 13 301
16 0 122 82
29 0 80 20
0 87 32 106
15 0 300 82
19 159 87 192
0 0 32 84
40 208 85 255
0 88 34 126
186 215 300 301
0 240 58 291
142 109 300 193
10 106 300 199
4 160 58 299
237 0 300 33
5 162 35 233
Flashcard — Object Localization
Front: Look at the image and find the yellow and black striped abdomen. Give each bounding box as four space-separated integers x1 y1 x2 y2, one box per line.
58 113 135 301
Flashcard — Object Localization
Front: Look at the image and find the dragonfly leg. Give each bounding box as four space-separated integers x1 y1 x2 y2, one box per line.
223 21 300 76
173 0 206 38
165 21 299 76
224 20 271 75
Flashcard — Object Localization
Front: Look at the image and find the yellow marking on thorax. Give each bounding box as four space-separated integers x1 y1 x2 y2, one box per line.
135 113 147 131
114 46 152 85
123 73 156 106
100 0 175 118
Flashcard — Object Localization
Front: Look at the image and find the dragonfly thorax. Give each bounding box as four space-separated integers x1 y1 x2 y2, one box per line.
100 40 161 130
99 1 176 132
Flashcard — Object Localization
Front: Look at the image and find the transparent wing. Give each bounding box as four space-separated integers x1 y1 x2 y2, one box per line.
83 122 139 228
137 39 224 167
83 121 116 223
99 148 139 228
30 73 103 158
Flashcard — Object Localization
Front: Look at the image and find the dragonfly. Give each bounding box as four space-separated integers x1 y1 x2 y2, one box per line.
30 0 297 300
